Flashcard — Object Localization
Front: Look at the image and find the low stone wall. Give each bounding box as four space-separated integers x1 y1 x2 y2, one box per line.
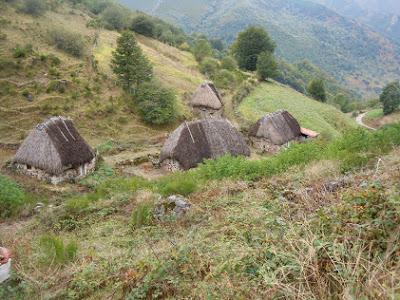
161 159 182 172
13 157 97 184
249 137 281 154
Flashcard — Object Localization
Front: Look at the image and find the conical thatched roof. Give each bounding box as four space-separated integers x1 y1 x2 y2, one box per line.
13 116 95 175
191 82 223 110
160 118 250 170
249 110 302 145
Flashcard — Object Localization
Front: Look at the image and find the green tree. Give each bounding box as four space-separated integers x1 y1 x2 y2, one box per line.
256 51 278 81
199 57 219 77
333 93 352 113
193 39 213 62
135 82 178 125
210 38 224 51
214 69 236 89
101 5 128 30
221 56 237 71
232 26 276 71
307 78 327 102
131 15 155 37
380 81 400 115
111 32 153 92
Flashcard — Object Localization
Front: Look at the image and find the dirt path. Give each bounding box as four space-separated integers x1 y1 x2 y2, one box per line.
356 112 376 131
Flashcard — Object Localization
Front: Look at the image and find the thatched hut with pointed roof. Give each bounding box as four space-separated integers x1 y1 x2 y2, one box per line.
190 81 224 118
160 118 250 171
249 110 318 153
13 116 96 184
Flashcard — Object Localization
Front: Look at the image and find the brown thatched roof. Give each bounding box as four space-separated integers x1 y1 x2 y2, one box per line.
191 82 223 110
249 110 302 145
160 118 250 170
13 116 95 175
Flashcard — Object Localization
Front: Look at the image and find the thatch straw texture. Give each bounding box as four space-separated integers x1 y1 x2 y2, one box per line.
13 116 95 175
249 110 302 145
160 118 250 170
191 82 223 110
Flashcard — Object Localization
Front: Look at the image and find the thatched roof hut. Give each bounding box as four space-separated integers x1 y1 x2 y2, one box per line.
249 110 302 146
160 118 250 170
191 81 223 110
13 116 96 176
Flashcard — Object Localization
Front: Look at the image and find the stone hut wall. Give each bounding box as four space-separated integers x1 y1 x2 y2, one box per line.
14 157 96 184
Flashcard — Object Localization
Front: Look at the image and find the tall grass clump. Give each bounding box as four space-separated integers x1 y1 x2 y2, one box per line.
0 175 28 218
37 234 78 266
196 124 400 181
130 202 154 229
156 172 199 196
197 141 324 181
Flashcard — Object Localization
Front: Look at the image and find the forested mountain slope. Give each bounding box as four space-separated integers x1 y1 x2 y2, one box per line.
313 0 400 42
123 0 400 97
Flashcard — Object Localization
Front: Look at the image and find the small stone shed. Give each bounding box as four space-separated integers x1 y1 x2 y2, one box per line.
190 81 224 118
249 110 319 153
13 116 96 184
160 118 250 171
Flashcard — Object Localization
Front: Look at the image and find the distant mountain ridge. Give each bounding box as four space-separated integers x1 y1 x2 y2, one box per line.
122 0 400 97
312 0 400 42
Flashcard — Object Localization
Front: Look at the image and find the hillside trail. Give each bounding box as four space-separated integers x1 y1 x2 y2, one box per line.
356 112 376 131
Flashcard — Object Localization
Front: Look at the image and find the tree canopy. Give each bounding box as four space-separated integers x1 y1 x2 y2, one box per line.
232 26 276 71
193 39 213 62
111 31 152 92
131 15 155 37
256 51 278 81
307 78 327 102
380 81 400 115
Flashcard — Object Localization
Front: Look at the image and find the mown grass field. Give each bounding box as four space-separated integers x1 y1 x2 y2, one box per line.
238 82 357 137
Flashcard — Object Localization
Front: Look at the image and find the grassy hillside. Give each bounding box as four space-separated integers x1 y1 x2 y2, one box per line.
238 82 356 137
0 2 204 146
3 122 400 298
364 108 400 129
124 0 400 97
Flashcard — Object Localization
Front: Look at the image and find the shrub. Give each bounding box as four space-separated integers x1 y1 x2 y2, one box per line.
199 57 219 77
100 5 128 30
256 51 278 81
19 0 47 16
13 44 33 58
307 78 327 102
221 56 237 71
134 82 178 125
213 69 236 89
37 234 78 265
130 202 154 229
83 0 112 14
192 39 213 62
0 175 28 218
48 28 86 57
131 15 155 37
